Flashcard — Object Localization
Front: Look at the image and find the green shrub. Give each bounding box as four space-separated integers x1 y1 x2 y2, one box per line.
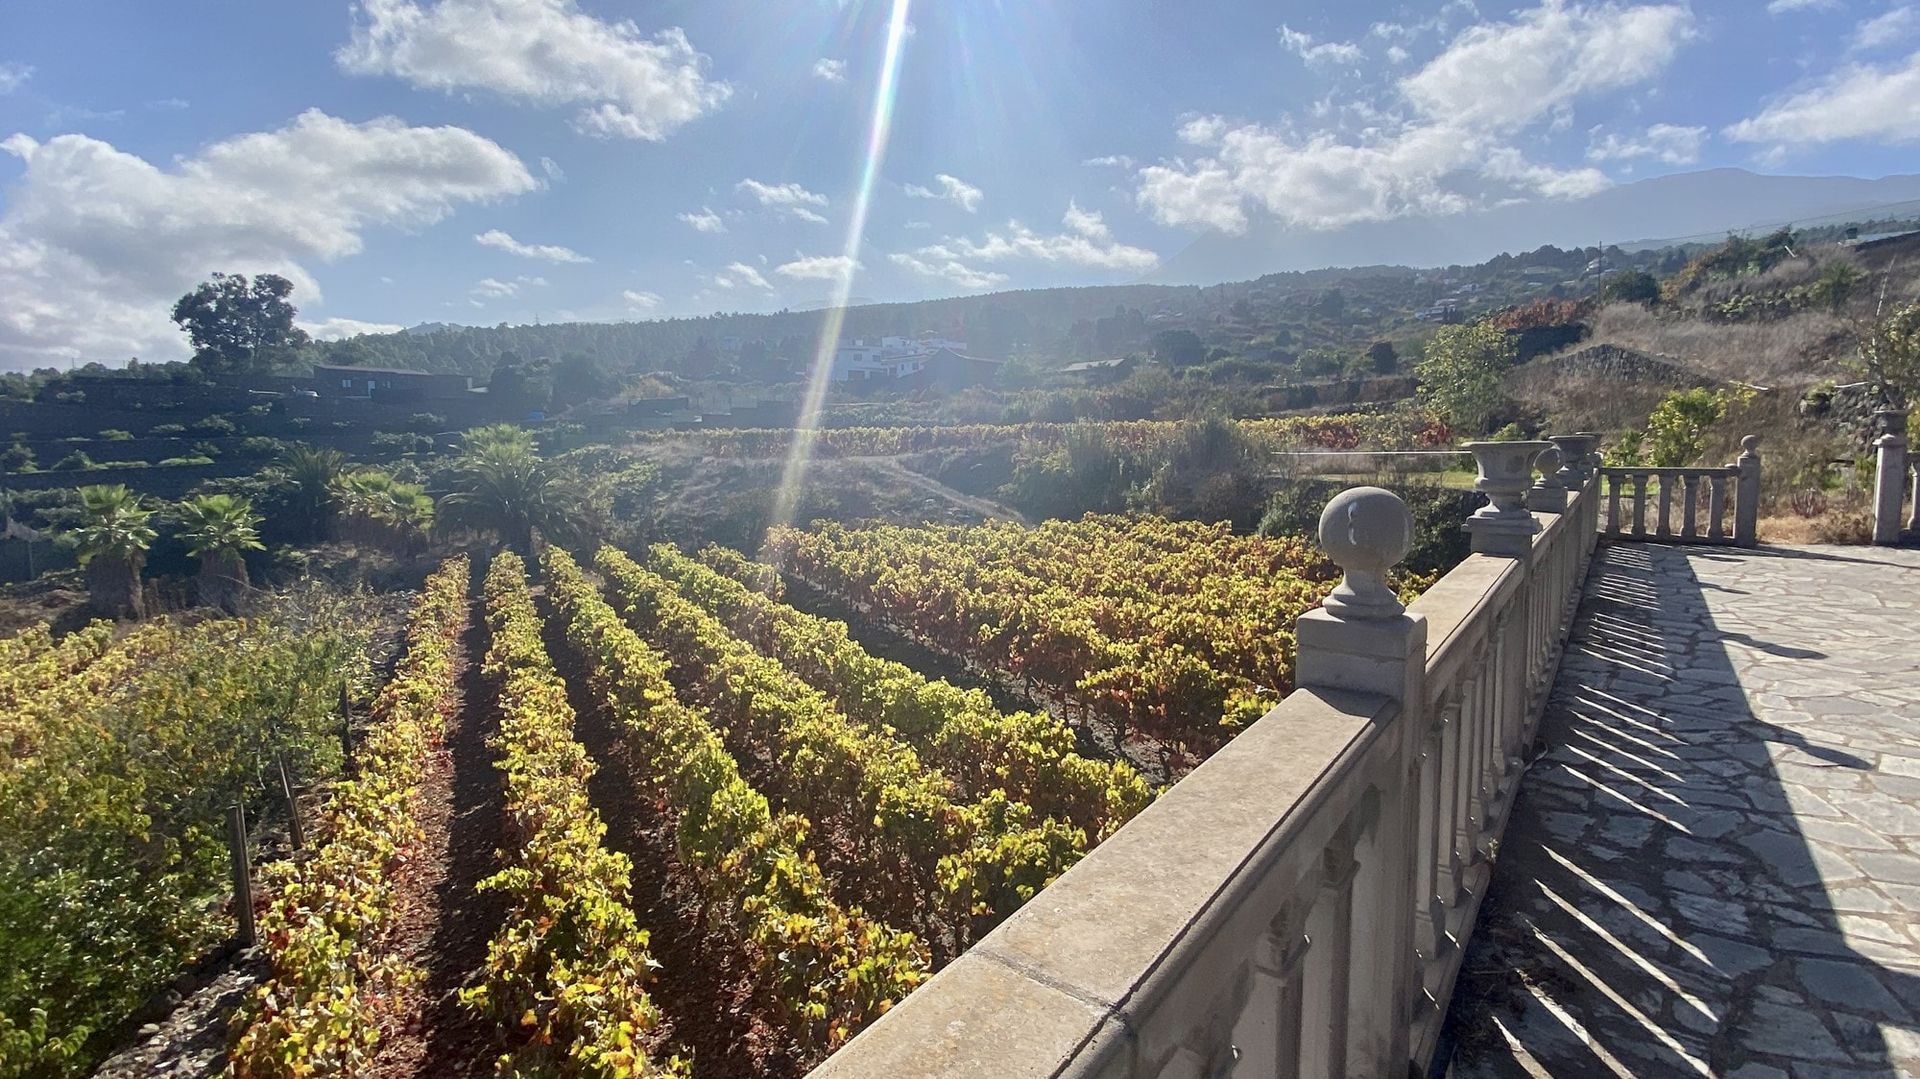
50 451 96 471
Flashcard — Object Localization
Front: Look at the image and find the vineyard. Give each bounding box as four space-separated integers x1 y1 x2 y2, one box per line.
649 412 1453 459
0 511 1396 1077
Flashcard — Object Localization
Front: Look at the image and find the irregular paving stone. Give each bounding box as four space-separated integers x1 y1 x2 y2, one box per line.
1445 543 1920 1078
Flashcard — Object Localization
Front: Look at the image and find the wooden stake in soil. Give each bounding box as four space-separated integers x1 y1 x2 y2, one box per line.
276 753 305 851
338 681 354 777
227 802 256 948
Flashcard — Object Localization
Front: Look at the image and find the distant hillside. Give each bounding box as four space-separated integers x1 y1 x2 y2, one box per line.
1152 169 1920 285
326 244 1658 380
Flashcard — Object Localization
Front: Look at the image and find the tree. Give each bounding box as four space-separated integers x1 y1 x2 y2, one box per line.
442 433 584 551
1152 329 1206 367
1366 341 1399 374
174 494 263 612
1599 270 1660 306
333 468 434 551
276 445 348 541
1855 299 1920 411
65 485 156 619
171 272 310 375
1416 321 1515 436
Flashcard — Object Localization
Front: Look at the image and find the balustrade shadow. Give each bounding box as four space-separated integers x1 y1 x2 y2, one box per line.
1447 541 1920 1077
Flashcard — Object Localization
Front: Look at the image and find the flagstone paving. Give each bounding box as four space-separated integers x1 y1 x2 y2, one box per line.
1447 542 1920 1078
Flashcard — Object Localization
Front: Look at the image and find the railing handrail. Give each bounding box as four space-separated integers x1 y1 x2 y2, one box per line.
1598 463 1740 477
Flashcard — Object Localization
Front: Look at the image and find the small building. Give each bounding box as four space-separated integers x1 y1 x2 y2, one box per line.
312 364 474 402
896 349 1005 392
1061 356 1135 384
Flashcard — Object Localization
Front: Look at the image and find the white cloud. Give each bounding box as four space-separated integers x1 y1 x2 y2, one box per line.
1855 7 1919 49
0 110 535 369
475 227 590 262
301 316 405 339
1586 122 1707 163
813 58 846 83
903 173 984 212
887 252 1009 290
903 204 1158 274
736 178 829 223
1401 1 1695 130
540 155 565 182
1386 45 1412 63
0 63 30 95
472 273 546 299
1138 0 1694 233
337 0 728 141
1083 154 1136 168
1768 0 1840 12
711 262 772 289
678 207 726 233
773 254 859 280
1727 50 1920 146
622 288 662 311
1279 25 1365 67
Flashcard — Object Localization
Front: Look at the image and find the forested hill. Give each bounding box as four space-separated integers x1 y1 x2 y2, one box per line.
321 243 1643 378
320 215 1920 380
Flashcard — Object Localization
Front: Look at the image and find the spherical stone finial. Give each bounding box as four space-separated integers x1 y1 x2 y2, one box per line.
1317 486 1412 620
1534 445 1563 478
1741 434 1761 454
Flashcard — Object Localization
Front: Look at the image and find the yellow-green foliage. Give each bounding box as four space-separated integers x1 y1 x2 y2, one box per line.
231 558 468 1078
462 552 686 1077
648 543 1149 839
542 547 927 1057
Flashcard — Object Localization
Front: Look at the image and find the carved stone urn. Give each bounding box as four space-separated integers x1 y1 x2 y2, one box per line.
1550 433 1600 488
1462 440 1552 556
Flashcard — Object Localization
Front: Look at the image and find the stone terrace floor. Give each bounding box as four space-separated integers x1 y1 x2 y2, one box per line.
1446 542 1920 1078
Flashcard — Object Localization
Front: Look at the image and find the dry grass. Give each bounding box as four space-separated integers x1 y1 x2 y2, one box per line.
1507 364 1674 435
1585 302 1853 386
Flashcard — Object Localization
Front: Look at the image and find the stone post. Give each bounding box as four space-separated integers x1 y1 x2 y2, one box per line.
1528 445 1568 513
1295 487 1427 1076
1734 435 1761 548
1462 441 1552 556
1875 433 1908 545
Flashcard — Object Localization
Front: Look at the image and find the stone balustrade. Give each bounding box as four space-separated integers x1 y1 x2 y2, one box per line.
809 443 1604 1079
1599 434 1760 546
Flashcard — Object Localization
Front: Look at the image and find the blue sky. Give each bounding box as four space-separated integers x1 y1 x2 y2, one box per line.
0 0 1913 369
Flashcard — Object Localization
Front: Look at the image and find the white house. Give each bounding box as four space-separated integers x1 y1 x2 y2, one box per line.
828 333 971 382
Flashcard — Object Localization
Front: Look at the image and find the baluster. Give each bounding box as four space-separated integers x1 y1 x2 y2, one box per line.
1422 692 1463 981
1631 473 1649 535
1708 474 1727 541
1299 842 1359 1078
1681 474 1700 539
1457 643 1493 898
1235 899 1313 1079
1606 473 1623 534
1655 475 1674 536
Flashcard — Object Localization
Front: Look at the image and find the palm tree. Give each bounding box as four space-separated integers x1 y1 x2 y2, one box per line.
277 445 348 541
459 423 538 457
174 494 264 612
66 484 156 620
442 440 583 552
333 468 435 551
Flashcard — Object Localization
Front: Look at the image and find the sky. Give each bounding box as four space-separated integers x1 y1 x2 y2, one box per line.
0 0 1915 370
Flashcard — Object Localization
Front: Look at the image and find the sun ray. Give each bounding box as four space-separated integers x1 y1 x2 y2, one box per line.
763 0 914 555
